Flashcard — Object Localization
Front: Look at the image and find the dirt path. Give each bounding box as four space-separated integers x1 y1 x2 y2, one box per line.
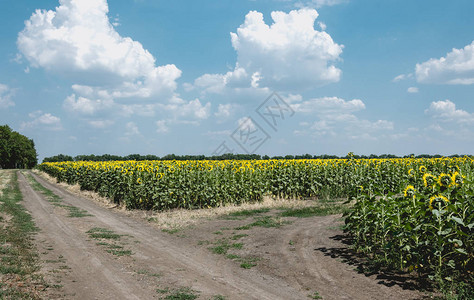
18 171 427 300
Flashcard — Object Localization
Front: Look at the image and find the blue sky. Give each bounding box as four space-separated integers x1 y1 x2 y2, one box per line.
1 0 473 161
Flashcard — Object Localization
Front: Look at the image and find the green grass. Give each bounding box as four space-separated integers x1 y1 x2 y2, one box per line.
106 249 132 256
212 296 227 300
86 228 121 240
162 287 199 300
280 205 348 218
230 234 248 240
209 239 243 255
162 228 180 234
26 173 91 218
235 216 289 230
0 171 48 298
227 208 270 217
240 262 256 269
308 291 323 299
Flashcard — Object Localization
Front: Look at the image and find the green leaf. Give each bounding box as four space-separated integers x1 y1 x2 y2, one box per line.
451 216 464 226
455 248 467 255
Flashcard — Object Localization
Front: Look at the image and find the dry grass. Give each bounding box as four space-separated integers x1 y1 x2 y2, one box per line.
0 170 12 197
33 170 317 230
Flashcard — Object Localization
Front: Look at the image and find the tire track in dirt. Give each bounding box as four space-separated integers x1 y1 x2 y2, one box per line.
20 171 308 299
254 216 425 300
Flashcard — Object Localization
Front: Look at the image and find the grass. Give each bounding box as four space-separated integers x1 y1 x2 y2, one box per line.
26 173 91 218
87 227 133 256
162 228 180 234
160 287 199 300
86 227 122 240
223 208 271 219
240 262 257 269
308 291 323 299
0 171 49 298
106 249 132 256
230 234 248 240
209 239 243 255
280 205 348 218
235 216 289 230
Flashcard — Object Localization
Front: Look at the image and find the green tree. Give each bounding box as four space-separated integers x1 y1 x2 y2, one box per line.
0 125 37 169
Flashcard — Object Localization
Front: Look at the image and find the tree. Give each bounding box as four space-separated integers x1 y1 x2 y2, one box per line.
0 125 38 169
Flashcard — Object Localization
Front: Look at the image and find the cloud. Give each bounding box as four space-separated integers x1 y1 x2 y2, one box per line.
164 98 211 120
392 73 413 82
0 84 15 109
425 100 474 124
407 87 419 93
231 9 343 90
63 94 114 116
124 122 140 136
415 41 474 85
237 117 257 131
21 111 62 130
156 120 169 133
294 96 393 137
193 8 343 94
215 103 239 120
18 0 181 100
291 97 365 115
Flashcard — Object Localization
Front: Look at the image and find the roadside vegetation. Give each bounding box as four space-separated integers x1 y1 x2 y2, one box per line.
0 170 48 298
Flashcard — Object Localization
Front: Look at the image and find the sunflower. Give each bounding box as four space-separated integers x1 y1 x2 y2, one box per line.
438 173 454 188
429 195 449 210
451 171 464 187
419 165 427 173
408 169 415 177
423 173 437 187
403 185 416 198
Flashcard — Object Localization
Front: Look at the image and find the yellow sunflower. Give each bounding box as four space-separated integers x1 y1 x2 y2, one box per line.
429 195 449 210
403 185 416 198
423 173 437 187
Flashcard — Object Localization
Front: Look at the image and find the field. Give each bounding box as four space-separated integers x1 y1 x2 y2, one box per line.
0 157 466 298
36 157 474 297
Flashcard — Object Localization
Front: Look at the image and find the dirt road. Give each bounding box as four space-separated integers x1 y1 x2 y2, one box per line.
18 171 426 299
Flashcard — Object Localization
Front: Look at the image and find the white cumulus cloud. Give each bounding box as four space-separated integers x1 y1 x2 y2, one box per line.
407 87 419 93
231 9 343 90
425 100 474 124
194 8 343 94
17 0 181 100
0 84 15 109
21 111 62 131
416 41 474 85
294 96 393 138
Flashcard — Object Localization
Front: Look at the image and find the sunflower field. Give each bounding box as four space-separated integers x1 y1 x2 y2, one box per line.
38 157 473 293
343 159 473 296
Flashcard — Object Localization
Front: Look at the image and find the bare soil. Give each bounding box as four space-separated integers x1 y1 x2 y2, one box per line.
17 170 429 300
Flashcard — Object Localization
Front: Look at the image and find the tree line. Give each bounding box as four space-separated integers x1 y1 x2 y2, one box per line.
0 125 38 169
42 152 471 163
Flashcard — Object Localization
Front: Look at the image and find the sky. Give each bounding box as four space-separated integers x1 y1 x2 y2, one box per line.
0 0 473 161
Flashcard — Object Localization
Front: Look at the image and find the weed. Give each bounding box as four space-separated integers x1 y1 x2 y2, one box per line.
280 205 347 218
106 249 132 256
240 262 256 269
308 291 323 299
236 216 289 230
162 228 180 234
163 287 198 300
86 228 121 240
230 234 248 240
226 254 240 260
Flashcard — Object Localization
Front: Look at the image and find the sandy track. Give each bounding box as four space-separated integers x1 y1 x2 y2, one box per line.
18 171 308 299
